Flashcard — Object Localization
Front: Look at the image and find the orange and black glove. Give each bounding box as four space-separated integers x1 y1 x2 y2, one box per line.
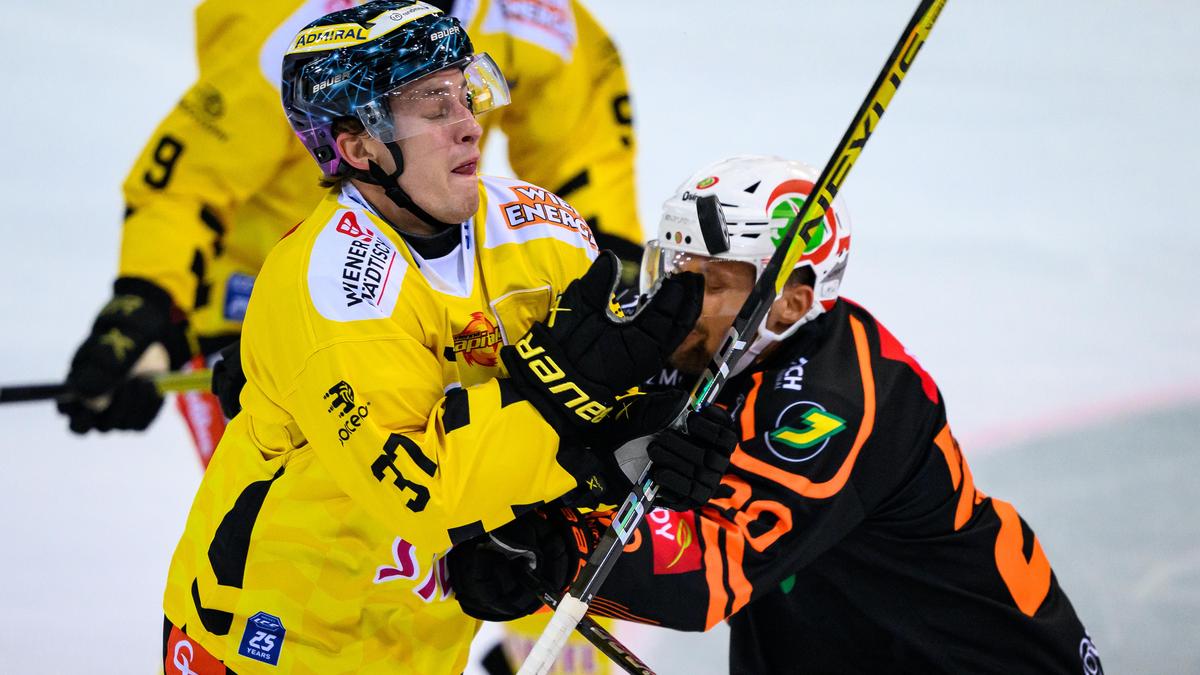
448 507 600 622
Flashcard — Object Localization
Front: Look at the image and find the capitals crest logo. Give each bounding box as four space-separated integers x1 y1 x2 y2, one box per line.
453 312 502 367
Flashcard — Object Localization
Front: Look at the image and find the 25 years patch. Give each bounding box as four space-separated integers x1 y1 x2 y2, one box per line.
239 611 286 666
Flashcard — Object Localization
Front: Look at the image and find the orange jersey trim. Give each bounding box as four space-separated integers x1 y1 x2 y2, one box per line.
587 598 661 626
992 499 1052 616
725 526 752 616
739 372 762 441
701 515 729 630
933 425 982 531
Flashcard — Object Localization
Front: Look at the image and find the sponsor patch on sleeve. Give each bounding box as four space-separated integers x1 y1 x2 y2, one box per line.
479 177 598 259
165 625 225 675
492 181 598 249
223 273 255 322
648 508 702 574
238 611 286 666
484 0 577 62
307 210 407 322
764 400 847 463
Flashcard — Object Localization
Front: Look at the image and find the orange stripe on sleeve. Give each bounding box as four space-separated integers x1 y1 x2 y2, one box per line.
992 499 1052 616
933 425 961 489
701 515 728 630
725 525 752 615
587 597 661 626
956 449 979 530
729 315 877 499
934 424 980 530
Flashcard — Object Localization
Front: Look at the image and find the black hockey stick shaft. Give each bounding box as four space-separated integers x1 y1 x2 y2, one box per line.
0 370 214 404
518 2 948 672
0 383 68 403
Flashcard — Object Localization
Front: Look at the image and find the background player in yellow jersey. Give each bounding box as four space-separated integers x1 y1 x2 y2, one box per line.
161 3 733 673
57 0 646 467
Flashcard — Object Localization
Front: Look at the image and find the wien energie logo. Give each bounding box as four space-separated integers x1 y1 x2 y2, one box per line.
452 312 502 367
499 185 598 250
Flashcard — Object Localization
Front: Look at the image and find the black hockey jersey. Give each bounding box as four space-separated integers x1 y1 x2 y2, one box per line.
593 299 1101 674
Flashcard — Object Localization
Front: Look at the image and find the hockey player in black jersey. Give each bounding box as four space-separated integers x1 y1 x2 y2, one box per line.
449 155 1103 674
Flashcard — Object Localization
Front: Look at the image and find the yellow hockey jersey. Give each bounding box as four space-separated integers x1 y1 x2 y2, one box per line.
119 0 640 342
164 175 600 673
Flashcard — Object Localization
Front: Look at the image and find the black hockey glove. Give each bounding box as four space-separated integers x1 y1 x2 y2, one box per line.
645 404 737 511
57 278 191 434
562 391 737 511
449 507 599 622
591 231 644 297
211 340 245 419
500 251 702 442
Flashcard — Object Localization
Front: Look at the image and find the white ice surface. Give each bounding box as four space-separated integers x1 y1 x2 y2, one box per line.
1 1 1198 673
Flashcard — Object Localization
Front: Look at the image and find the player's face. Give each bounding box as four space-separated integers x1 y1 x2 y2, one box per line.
668 257 757 374
391 69 483 223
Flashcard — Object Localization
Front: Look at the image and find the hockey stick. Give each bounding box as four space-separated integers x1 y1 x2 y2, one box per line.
517 571 656 675
517 1 948 672
0 369 214 404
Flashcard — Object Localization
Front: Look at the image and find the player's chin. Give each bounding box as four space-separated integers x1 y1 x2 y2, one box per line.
442 181 479 221
669 338 712 375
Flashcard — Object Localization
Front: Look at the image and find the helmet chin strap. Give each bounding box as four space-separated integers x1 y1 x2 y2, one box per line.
730 294 827 378
360 141 457 232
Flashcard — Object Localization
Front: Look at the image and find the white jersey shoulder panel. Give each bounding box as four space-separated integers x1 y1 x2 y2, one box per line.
260 0 361 89
480 175 598 255
481 0 576 62
306 203 407 323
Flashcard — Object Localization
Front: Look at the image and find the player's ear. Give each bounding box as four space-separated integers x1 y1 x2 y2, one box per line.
336 130 375 172
768 281 814 332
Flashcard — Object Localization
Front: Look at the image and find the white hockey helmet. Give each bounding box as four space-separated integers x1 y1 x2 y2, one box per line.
642 155 852 365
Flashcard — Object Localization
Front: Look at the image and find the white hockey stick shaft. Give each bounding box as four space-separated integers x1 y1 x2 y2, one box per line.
517 595 590 675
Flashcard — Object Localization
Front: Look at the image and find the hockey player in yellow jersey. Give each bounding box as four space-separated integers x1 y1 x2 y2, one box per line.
54 1 649 673
58 0 645 468
160 3 729 673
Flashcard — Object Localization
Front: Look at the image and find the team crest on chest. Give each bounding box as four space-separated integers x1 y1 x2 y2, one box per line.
453 312 502 367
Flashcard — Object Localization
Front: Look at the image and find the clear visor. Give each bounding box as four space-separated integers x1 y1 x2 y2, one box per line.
640 240 765 295
356 53 510 143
